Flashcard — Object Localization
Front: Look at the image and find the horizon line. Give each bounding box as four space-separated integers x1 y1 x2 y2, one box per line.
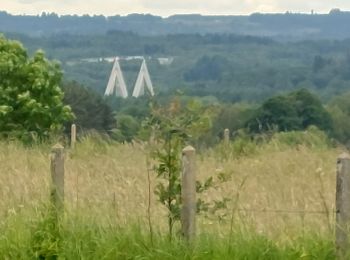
1 8 348 19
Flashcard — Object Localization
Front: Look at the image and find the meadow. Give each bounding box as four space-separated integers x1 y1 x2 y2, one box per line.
0 130 344 259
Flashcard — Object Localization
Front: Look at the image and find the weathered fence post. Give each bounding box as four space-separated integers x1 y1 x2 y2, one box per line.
149 126 155 146
336 152 350 258
50 144 65 217
224 128 230 145
181 145 196 241
71 124 77 149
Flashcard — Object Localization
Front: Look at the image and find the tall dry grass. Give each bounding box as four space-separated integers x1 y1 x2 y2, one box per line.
0 133 342 242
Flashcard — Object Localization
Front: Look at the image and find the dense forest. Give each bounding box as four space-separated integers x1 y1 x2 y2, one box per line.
4 31 350 103
1 11 350 146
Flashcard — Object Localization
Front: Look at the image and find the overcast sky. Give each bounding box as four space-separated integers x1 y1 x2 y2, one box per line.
2 0 350 17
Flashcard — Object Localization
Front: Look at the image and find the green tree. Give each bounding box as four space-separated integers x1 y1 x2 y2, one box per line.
313 55 327 73
212 103 255 141
247 95 301 132
184 55 228 82
247 89 332 133
0 35 73 141
113 114 140 142
291 89 332 131
62 81 115 133
328 91 350 145
145 97 213 238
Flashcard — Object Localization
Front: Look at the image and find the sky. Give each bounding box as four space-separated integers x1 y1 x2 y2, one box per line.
1 0 350 17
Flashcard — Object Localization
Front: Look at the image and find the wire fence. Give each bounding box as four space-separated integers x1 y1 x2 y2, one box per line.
49 136 350 255
236 208 335 215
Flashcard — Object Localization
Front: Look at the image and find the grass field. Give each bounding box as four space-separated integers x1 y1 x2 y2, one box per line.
0 131 345 259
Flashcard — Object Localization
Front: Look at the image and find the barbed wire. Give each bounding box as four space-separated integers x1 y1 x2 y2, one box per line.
235 208 337 215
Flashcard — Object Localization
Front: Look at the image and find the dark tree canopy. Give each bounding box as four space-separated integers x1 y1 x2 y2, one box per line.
328 91 350 145
62 81 115 133
291 89 332 130
247 89 332 133
184 55 228 82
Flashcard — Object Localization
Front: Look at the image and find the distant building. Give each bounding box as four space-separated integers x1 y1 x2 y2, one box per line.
157 57 174 65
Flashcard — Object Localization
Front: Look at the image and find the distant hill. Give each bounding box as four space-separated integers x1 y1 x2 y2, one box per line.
2 10 350 103
1 9 350 40
4 30 350 103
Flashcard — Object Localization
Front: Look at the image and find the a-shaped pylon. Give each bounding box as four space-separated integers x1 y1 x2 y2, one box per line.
132 59 154 98
104 57 128 98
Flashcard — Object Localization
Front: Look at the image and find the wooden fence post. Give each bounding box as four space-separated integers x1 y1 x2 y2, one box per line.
71 124 77 149
336 152 350 258
181 145 196 241
149 126 155 146
224 128 230 145
50 144 65 216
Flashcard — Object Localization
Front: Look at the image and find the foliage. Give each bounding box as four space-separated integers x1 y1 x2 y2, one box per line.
327 91 350 146
313 55 331 73
214 126 333 164
215 130 259 160
0 35 73 142
113 114 140 142
105 96 151 142
62 81 115 134
106 96 151 119
291 89 332 130
210 103 255 145
270 126 333 149
145 97 214 238
6 30 350 103
247 89 332 134
248 95 298 132
184 55 229 82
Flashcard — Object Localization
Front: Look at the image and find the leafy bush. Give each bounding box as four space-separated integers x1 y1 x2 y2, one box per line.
0 35 73 142
113 114 140 142
271 126 332 149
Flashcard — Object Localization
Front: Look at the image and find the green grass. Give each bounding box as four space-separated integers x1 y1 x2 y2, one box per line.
0 212 336 259
0 131 345 259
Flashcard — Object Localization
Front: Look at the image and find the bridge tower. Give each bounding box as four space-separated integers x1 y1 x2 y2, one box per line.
132 59 154 98
104 57 128 98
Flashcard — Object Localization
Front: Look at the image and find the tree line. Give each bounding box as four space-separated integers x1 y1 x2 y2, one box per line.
1 35 350 146
2 10 350 39
5 31 350 104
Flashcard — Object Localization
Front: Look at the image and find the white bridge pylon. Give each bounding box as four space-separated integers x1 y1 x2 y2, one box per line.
104 57 128 98
104 57 154 98
132 59 154 98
